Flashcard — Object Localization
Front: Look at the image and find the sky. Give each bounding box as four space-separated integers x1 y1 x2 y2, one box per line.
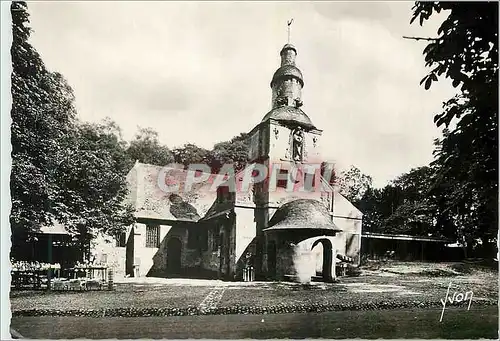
27 1 456 188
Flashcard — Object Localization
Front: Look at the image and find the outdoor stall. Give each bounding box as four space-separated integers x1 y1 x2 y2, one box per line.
11 261 61 290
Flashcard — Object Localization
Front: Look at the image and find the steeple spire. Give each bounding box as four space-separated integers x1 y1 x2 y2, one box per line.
260 30 316 130
287 19 294 44
270 24 304 109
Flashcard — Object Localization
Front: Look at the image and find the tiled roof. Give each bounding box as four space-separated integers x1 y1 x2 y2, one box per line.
261 106 316 129
130 163 217 222
264 199 342 232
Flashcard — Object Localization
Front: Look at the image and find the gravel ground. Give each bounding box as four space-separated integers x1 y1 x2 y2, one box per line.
9 284 211 311
9 262 498 317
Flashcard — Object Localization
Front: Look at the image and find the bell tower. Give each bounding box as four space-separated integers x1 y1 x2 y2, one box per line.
247 37 323 167
246 22 325 279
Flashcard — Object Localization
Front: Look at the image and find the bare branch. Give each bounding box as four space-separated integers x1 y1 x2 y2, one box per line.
403 36 439 42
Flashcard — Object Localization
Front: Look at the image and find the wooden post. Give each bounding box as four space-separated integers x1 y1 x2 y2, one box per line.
47 235 53 290
107 268 114 291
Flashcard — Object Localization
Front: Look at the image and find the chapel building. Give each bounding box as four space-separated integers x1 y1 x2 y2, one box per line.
93 42 363 282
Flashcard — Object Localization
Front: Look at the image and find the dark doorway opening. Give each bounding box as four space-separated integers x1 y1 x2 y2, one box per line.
267 240 277 279
311 239 333 282
166 238 182 275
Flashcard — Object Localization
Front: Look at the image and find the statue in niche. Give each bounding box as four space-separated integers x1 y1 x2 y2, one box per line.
291 126 304 162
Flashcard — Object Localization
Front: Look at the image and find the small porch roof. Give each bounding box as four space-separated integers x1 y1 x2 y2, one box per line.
263 199 342 233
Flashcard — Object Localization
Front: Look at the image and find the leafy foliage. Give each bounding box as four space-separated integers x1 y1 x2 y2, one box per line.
383 167 436 235
170 133 250 173
57 119 135 240
337 165 373 204
172 143 211 168
10 2 134 250
10 1 76 232
209 133 250 173
127 127 174 166
412 1 498 255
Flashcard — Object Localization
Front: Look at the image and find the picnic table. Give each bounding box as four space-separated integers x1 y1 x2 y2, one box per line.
11 262 109 291
62 265 108 290
70 265 108 280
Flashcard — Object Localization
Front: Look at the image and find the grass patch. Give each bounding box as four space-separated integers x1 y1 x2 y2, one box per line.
11 306 499 339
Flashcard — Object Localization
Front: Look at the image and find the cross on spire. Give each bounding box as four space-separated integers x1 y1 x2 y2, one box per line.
287 19 294 43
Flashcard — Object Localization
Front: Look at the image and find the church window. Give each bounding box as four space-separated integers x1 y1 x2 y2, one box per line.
145 225 160 248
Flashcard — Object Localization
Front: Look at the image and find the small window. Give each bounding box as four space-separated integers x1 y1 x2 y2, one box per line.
146 225 160 248
277 169 289 188
115 232 127 247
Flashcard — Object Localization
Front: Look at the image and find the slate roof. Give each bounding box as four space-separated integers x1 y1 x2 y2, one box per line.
271 65 304 87
264 199 342 232
261 106 316 129
131 163 218 222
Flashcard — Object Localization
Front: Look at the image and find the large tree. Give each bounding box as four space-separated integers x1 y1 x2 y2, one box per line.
57 120 135 253
172 143 211 169
336 165 373 205
209 133 250 173
10 3 134 257
412 2 498 256
383 167 437 236
10 1 76 232
126 127 174 166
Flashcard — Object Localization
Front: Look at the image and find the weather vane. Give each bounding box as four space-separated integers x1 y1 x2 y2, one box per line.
287 19 294 43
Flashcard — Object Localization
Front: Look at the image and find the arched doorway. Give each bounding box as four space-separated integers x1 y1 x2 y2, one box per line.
166 238 182 275
311 239 333 282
